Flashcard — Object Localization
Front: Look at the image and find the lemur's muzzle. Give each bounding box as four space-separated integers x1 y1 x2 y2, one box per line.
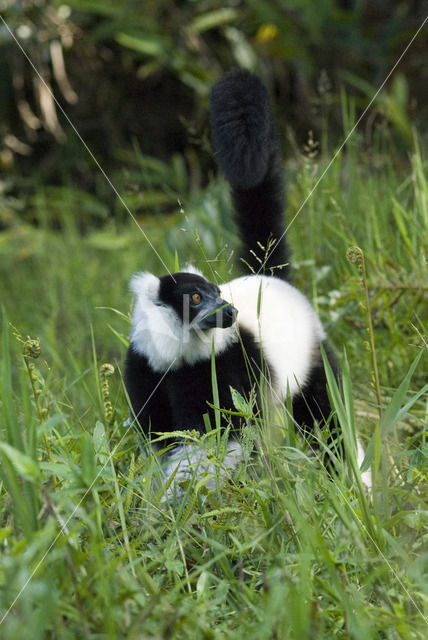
197 299 237 330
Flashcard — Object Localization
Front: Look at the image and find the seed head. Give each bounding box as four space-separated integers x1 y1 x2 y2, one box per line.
23 338 41 359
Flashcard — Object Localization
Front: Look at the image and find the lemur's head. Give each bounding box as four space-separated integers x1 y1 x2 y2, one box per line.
129 267 237 371
157 272 237 330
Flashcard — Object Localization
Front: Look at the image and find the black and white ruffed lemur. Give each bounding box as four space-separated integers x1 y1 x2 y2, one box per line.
124 69 370 498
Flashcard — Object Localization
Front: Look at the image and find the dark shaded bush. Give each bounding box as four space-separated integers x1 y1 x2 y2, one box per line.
0 0 426 225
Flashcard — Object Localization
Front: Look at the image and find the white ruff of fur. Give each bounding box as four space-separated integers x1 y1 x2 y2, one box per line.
162 440 243 503
130 271 238 372
221 275 325 399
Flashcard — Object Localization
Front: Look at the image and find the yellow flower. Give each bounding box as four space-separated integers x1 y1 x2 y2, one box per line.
256 23 279 43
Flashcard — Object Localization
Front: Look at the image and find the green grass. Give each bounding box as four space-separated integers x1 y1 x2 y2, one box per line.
0 128 427 639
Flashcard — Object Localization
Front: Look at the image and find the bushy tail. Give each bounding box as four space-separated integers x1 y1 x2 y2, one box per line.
210 69 290 278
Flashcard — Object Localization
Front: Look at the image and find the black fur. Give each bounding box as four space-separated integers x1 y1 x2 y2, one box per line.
125 332 338 446
125 328 261 442
157 272 235 328
210 69 290 277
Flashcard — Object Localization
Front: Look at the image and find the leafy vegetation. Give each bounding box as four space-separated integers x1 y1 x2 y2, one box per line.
1 0 427 202
0 117 427 637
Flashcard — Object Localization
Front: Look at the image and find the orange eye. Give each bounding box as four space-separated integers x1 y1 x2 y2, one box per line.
191 293 201 304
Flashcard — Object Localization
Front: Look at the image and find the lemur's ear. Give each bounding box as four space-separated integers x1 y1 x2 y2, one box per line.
182 264 204 278
130 272 160 302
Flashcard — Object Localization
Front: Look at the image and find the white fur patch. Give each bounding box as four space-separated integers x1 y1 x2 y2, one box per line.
130 270 238 372
182 264 205 277
221 275 325 399
130 271 160 301
162 440 243 503
356 437 372 491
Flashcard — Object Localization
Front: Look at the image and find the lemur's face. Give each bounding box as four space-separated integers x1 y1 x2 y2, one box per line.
158 273 237 330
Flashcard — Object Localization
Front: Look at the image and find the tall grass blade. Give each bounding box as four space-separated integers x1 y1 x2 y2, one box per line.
362 350 426 470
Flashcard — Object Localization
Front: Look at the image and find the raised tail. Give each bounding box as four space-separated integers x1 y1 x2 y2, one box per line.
210 69 290 278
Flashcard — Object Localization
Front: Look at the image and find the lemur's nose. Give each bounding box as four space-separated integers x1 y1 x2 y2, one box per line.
225 304 238 320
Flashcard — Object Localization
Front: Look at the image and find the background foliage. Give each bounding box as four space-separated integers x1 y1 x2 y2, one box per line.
1 0 427 224
0 1 428 638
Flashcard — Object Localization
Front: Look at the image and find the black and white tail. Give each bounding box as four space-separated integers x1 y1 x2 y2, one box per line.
210 69 289 278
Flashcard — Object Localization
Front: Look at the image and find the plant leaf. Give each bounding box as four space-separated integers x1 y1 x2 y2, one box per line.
0 443 39 481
